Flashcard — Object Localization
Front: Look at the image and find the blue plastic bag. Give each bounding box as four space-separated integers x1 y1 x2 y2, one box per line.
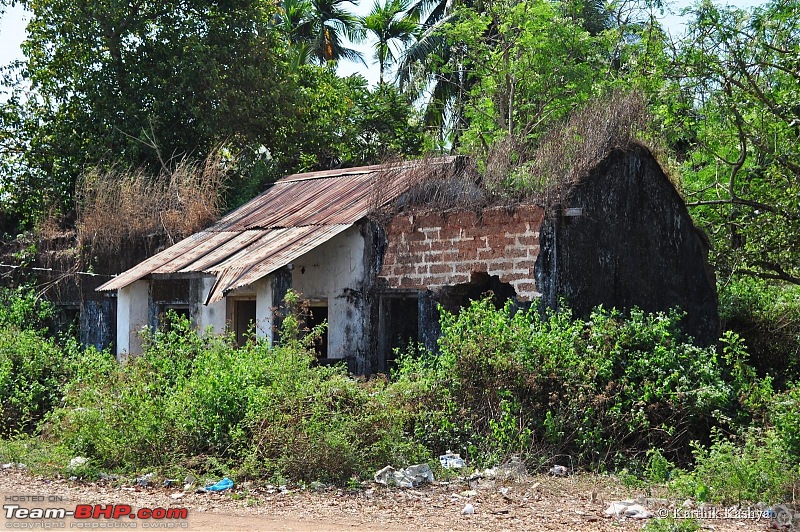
204 477 234 492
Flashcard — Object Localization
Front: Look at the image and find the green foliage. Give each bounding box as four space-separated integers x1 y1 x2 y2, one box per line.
644 448 675 483
718 278 800 385
643 517 701 532
276 0 365 65
394 298 732 468
671 427 798 504
2 0 296 221
0 286 54 331
454 0 616 158
675 0 800 285
0 288 107 435
0 435 72 475
46 300 427 481
0 1 427 228
360 0 417 85
770 384 800 459
0 329 66 435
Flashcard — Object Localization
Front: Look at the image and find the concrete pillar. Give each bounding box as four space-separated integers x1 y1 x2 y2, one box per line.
116 280 149 359
195 276 227 335
255 276 274 343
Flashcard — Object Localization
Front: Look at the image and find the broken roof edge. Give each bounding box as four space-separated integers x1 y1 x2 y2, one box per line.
385 142 678 218
95 230 223 292
275 155 462 184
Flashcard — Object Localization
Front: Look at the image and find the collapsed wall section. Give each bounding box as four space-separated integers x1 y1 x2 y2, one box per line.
378 204 545 300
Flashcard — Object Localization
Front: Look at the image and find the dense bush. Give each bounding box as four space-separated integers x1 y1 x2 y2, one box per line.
2 286 799 504
394 299 733 468
0 287 90 435
45 308 427 482
0 286 55 331
718 278 800 385
670 427 798 504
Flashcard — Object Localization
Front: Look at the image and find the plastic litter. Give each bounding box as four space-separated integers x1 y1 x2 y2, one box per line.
604 500 653 519
549 465 569 477
202 477 234 492
374 464 434 488
461 503 475 515
439 451 466 469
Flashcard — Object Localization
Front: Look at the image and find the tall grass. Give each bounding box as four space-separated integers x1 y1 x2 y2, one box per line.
76 150 228 254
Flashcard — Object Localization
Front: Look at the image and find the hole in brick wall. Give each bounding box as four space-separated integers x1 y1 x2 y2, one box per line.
437 272 516 313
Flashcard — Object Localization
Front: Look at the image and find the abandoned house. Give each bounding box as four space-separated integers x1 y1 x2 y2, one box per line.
97 145 719 374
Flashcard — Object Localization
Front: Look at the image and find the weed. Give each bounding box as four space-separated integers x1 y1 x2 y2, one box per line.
643 517 701 532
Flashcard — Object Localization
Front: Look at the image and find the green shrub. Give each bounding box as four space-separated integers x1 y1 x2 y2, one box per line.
394 298 733 468
0 328 95 435
46 303 427 481
643 517 700 532
718 278 800 385
770 383 800 459
0 286 55 331
670 427 798 504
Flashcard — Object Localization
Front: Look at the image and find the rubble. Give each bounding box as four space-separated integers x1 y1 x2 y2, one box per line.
439 451 466 469
374 464 435 488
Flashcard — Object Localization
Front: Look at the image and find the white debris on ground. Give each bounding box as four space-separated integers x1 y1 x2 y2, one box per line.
604 500 654 519
68 457 88 469
374 464 435 488
439 451 466 469
0 466 765 531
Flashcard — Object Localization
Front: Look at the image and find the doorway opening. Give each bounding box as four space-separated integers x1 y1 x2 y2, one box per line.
233 299 257 347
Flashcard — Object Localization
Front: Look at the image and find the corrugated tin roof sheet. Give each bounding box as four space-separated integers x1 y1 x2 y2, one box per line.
97 157 459 302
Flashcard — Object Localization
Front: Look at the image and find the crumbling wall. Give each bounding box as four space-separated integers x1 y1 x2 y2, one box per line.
534 145 719 346
379 205 545 301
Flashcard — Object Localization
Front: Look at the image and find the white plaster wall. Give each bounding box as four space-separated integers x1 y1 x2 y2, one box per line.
195 276 227 335
255 277 274 342
116 280 149 359
291 226 366 359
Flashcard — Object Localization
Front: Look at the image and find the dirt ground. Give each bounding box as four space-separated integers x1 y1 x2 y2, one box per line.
0 467 783 531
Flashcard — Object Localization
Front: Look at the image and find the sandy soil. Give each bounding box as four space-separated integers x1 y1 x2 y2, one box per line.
0 467 782 531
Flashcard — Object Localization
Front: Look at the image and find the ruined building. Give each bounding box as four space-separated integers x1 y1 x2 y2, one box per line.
96 145 719 374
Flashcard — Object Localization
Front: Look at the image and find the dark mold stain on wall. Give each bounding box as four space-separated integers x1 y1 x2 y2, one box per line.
535 145 719 346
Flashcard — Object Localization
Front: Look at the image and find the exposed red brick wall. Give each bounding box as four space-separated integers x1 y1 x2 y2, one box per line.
379 204 545 301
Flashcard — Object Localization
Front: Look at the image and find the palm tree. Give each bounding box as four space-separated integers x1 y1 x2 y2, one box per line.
361 0 418 85
277 0 365 65
395 0 477 146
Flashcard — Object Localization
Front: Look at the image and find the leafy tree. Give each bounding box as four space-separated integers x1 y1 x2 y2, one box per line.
0 0 298 225
361 0 418 84
0 0 429 232
281 71 427 171
675 0 800 284
453 0 614 158
397 0 663 151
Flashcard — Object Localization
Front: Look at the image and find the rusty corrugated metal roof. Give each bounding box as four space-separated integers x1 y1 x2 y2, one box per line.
97 157 459 301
